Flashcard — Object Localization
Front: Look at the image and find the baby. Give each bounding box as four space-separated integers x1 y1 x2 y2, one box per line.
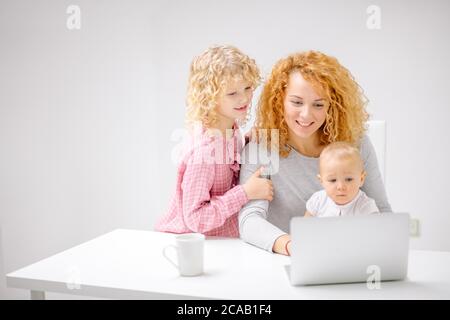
305 141 379 217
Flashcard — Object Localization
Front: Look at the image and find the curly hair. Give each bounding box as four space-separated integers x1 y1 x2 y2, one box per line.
256 51 369 158
186 45 261 129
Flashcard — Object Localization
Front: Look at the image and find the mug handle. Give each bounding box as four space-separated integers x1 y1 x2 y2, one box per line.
162 245 179 270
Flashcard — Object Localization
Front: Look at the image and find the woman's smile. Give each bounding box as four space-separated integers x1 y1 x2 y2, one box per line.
295 120 314 128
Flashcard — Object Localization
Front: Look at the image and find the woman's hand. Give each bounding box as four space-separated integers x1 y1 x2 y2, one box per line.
243 167 274 201
272 234 291 256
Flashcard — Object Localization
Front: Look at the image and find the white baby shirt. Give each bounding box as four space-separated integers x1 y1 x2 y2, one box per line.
306 189 380 217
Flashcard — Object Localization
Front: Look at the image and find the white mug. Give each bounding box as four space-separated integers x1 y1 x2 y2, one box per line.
163 233 205 276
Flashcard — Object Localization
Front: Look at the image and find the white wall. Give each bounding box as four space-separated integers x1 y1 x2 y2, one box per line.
1 0 449 299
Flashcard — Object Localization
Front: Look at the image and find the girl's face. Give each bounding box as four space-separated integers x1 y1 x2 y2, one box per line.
216 77 253 125
283 71 329 141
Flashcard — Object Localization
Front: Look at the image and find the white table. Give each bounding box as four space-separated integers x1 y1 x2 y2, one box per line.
6 229 450 299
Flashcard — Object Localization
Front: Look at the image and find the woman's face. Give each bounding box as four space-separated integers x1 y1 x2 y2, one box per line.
283 71 329 141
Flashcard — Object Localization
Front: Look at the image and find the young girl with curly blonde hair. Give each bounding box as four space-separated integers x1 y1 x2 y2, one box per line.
238 51 392 254
155 45 273 237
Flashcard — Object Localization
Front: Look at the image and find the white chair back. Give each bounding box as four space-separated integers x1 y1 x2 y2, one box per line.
366 120 386 182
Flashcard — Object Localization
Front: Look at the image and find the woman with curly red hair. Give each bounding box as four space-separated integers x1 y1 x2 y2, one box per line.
238 51 391 255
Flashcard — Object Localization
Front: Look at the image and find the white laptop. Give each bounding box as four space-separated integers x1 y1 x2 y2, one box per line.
289 213 410 286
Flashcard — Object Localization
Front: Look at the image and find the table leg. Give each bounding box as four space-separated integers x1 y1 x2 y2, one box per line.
30 290 46 300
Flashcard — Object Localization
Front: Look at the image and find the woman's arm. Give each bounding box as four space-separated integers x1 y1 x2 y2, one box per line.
360 135 392 212
238 143 287 253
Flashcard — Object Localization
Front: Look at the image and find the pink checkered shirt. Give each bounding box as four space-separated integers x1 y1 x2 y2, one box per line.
154 124 248 237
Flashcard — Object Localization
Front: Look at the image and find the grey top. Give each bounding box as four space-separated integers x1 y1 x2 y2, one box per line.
238 135 392 252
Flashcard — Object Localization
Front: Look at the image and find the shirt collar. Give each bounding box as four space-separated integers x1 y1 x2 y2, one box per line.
332 190 363 210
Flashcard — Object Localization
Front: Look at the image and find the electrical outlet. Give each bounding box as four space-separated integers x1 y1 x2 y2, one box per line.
410 218 420 237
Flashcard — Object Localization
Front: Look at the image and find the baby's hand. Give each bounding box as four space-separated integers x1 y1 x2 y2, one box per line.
243 167 274 201
304 211 315 218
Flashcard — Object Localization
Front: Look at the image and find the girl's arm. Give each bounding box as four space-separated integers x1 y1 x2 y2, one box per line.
181 162 248 234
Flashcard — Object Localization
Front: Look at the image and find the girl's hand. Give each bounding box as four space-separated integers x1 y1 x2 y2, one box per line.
243 167 274 201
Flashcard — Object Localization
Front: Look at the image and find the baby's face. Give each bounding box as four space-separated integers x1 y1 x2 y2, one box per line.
319 157 366 205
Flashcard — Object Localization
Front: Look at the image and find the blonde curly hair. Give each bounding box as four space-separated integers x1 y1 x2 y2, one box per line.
319 141 364 172
256 51 369 158
186 45 261 129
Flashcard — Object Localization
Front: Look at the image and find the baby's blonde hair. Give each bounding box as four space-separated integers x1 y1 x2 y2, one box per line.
319 141 363 173
186 45 261 129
